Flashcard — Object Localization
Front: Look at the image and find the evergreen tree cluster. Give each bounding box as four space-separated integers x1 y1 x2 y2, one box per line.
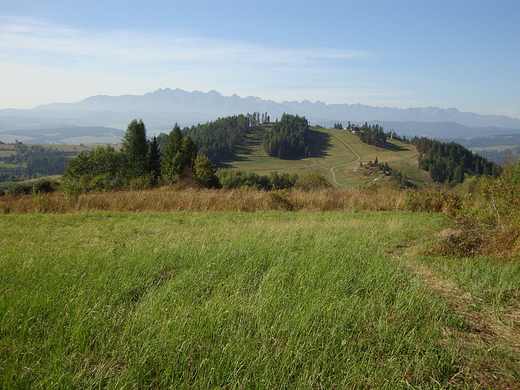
263 114 309 159
63 119 218 191
333 123 343 130
183 114 251 161
412 137 500 184
357 124 387 147
247 112 270 126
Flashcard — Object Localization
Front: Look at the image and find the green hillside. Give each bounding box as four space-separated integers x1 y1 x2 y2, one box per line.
222 125 433 188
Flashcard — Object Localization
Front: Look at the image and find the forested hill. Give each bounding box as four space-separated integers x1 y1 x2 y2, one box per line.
159 113 308 162
412 137 500 184
181 114 253 161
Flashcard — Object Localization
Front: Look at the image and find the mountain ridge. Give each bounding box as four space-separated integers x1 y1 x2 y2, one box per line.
30 87 520 130
1 89 519 143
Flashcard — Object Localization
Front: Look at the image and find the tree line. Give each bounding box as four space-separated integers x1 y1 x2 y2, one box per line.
61 118 319 193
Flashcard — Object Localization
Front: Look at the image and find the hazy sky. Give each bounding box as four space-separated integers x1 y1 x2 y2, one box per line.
1 0 519 118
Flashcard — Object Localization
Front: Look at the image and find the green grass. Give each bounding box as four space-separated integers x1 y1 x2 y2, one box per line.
225 126 432 188
1 211 518 388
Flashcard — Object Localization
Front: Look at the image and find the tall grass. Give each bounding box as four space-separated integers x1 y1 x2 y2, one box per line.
0 186 410 214
1 212 518 388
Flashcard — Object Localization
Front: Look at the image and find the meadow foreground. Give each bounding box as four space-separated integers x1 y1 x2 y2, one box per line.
1 211 519 389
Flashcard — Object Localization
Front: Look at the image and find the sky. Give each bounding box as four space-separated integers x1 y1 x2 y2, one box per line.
0 0 519 118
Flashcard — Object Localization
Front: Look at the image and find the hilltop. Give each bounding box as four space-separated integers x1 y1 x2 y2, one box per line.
211 124 429 188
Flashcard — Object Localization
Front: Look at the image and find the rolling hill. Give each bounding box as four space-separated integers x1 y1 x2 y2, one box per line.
216 124 431 188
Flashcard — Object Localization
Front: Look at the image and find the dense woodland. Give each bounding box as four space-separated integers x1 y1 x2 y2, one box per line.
182 114 251 161
263 114 309 158
411 136 500 184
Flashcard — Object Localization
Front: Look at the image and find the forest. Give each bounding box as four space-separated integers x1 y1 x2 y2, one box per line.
412 136 500 184
262 113 309 158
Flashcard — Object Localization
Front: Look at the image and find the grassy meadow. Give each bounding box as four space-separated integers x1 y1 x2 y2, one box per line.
223 126 432 188
1 211 519 388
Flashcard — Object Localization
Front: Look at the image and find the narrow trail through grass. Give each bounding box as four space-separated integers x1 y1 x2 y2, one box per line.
328 130 361 186
391 243 520 388
404 258 520 353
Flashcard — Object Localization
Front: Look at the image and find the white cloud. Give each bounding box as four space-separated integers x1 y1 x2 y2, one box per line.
5 16 440 111
0 16 374 68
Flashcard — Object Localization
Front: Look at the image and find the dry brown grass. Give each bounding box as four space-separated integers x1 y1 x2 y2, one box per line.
0 186 410 214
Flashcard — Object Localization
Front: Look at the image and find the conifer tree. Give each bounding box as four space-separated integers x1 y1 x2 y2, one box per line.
194 155 219 188
177 135 198 177
162 123 183 181
121 119 149 179
148 136 162 181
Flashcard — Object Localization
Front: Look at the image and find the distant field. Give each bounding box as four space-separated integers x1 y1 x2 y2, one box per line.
1 211 518 388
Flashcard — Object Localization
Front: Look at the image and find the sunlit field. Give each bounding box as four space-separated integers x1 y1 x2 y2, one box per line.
1 211 518 388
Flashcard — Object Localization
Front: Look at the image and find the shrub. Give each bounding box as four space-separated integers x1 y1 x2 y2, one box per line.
32 178 59 194
433 218 487 257
6 182 33 196
434 160 520 258
129 174 156 190
293 172 332 191
263 191 294 211
406 189 461 215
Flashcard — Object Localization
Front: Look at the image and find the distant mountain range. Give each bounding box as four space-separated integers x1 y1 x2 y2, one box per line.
1 88 520 145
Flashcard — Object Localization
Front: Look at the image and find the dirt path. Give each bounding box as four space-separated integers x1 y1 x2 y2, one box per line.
328 130 361 186
406 259 520 351
398 251 520 387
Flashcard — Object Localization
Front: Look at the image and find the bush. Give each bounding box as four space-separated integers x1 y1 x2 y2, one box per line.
216 170 271 190
293 172 332 191
6 182 33 196
129 174 156 190
434 218 488 257
0 187 4 197
406 189 461 215
263 191 294 211
433 160 520 258
32 178 59 194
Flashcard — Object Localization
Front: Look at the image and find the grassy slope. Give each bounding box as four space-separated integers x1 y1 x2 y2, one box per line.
224 126 434 187
1 212 518 388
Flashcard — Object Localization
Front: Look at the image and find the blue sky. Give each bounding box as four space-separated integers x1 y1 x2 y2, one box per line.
1 0 519 118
